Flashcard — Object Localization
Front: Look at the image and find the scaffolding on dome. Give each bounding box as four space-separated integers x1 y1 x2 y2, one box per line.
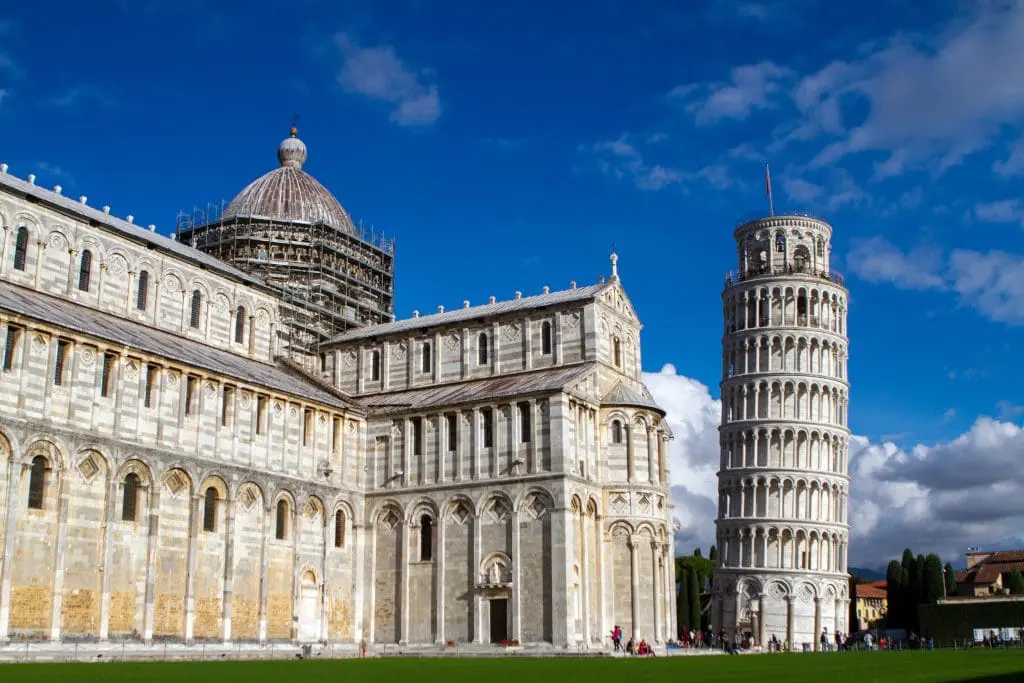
175 203 395 368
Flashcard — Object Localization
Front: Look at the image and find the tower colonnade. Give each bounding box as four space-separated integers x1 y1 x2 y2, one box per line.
713 214 851 652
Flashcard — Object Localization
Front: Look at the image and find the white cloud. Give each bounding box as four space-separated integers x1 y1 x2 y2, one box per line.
802 3 1024 175
974 199 1024 227
845 236 946 290
334 33 441 127
582 134 684 191
948 249 1024 325
671 61 793 125
783 177 823 204
645 364 1024 568
846 237 1024 325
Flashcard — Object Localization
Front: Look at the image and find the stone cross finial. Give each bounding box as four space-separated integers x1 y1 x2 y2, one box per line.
610 251 619 280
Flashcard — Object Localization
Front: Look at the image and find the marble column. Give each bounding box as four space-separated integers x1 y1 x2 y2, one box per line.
435 516 446 644
142 486 161 642
511 509 522 643
222 495 236 643
650 541 660 642
97 475 118 640
628 536 640 640
399 518 410 644
785 596 794 651
813 597 822 651
183 492 201 642
257 505 272 643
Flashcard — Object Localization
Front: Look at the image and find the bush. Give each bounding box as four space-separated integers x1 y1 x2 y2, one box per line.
918 601 1024 641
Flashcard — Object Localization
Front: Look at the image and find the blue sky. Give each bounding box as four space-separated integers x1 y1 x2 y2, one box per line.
3 0 1024 565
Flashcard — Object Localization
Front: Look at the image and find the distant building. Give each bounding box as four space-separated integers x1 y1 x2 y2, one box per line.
955 550 1024 598
854 581 887 630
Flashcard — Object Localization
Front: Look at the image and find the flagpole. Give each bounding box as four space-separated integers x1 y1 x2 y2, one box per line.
765 163 775 217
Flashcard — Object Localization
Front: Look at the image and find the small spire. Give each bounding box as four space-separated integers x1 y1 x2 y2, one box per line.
610 249 619 281
290 113 300 137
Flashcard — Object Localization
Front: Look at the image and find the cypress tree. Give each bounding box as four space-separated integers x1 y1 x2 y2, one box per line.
885 560 904 628
900 549 915 629
688 564 701 632
694 547 702 558
849 575 859 631
923 554 944 604
915 555 927 603
1008 570 1024 595
943 563 956 597
677 565 691 632
709 545 718 563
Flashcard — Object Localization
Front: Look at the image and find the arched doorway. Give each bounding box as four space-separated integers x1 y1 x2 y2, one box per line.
297 570 319 642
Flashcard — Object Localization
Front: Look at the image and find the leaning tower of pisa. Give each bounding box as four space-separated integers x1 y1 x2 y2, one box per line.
712 213 851 652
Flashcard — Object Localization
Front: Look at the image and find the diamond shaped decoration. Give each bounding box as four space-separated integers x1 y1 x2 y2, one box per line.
77 454 99 481
529 496 546 519
305 499 320 519
166 471 188 496
382 510 400 531
239 485 258 510
489 500 509 523
452 504 469 525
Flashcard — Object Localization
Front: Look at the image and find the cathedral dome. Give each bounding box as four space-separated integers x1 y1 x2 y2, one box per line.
221 127 356 234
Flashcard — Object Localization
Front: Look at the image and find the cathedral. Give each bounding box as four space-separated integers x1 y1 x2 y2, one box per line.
0 127 674 648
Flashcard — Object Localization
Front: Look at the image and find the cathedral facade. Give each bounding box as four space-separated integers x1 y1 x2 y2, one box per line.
0 130 673 648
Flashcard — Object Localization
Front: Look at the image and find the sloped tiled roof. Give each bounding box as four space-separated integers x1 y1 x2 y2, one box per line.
856 584 887 600
0 170 266 288
328 282 610 344
359 364 594 414
959 550 1024 585
0 280 358 411
601 381 664 413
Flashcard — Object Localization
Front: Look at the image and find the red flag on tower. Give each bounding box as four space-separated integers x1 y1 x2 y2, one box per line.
765 163 775 217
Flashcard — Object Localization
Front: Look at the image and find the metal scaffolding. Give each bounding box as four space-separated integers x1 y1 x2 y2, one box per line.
176 202 394 367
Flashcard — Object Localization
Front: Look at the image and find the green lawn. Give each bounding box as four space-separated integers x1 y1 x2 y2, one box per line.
6 650 1024 683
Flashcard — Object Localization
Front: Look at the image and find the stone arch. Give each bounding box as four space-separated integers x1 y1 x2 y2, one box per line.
22 437 68 472
481 490 514 523
480 551 512 585
198 474 229 499
407 496 439 523
608 520 634 536
515 486 553 514
299 565 319 586
441 493 475 523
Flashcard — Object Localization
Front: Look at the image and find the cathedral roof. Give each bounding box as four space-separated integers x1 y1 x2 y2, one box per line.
0 168 266 290
326 282 612 344
601 382 664 413
0 280 359 412
221 127 357 235
357 364 595 414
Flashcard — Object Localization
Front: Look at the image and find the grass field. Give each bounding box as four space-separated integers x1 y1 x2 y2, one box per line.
6 650 1024 683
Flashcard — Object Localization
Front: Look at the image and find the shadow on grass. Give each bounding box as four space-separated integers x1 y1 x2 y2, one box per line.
949 676 1024 683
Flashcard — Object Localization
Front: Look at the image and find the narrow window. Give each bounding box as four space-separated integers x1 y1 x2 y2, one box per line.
189 290 202 329
334 510 345 548
613 338 622 368
332 416 342 453
482 408 493 448
611 420 623 444
421 341 431 373
136 271 149 311
184 376 197 416
122 473 140 522
256 396 268 435
275 499 288 540
203 486 217 532
12 226 28 271
53 340 69 386
478 332 489 365
446 413 457 451
370 350 381 381
816 239 824 257
27 455 46 509
3 326 21 372
303 408 314 446
419 514 433 561
78 249 92 292
412 417 423 456
519 402 531 443
319 352 327 372
541 321 552 355
775 233 786 253
100 352 116 398
234 306 246 343
221 386 233 426
144 364 157 408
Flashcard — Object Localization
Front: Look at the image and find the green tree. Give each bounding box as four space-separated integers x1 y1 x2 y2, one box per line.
944 563 957 598
886 560 905 628
923 554 945 604
901 548 915 629
687 564 701 631
694 547 702 558
1008 570 1024 595
709 545 718 563
677 565 691 632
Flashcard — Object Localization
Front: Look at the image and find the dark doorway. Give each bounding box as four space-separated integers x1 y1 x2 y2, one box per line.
489 598 508 643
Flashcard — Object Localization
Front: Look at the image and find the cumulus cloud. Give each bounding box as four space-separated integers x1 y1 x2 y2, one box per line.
334 33 441 127
670 61 793 126
645 363 1024 569
993 136 1024 176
